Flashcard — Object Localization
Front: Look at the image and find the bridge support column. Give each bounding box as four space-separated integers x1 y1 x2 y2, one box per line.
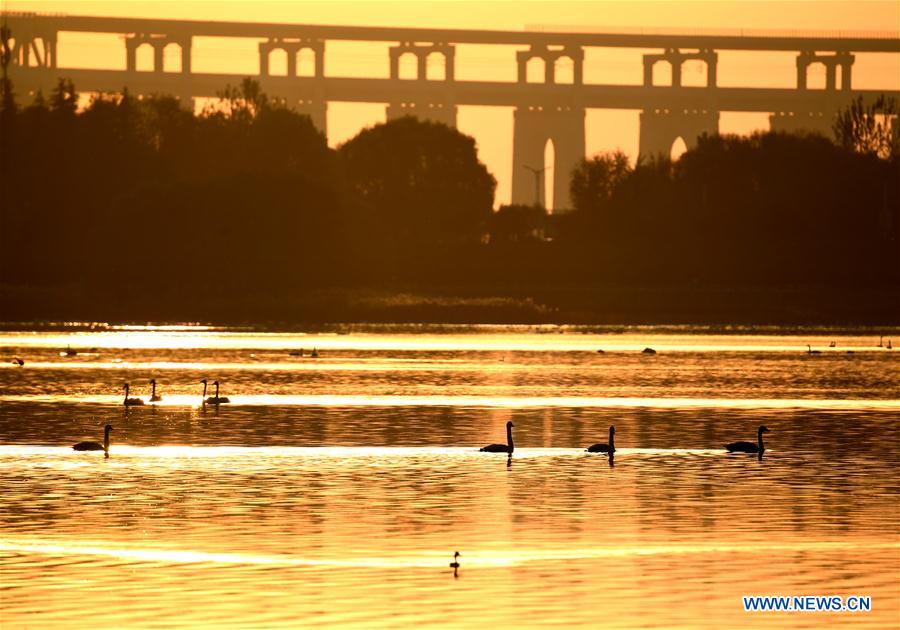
638 108 719 161
516 44 584 85
387 42 457 127
511 104 585 211
796 51 854 90
643 49 718 87
259 39 325 77
10 32 57 68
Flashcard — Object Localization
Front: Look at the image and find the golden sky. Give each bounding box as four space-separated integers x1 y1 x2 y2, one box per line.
5 1 900 206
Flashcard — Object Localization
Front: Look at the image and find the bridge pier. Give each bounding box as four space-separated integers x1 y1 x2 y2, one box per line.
258 38 324 77
643 49 718 87
9 30 57 68
126 34 192 74
386 42 457 126
796 51 854 90
638 108 720 160
511 104 585 211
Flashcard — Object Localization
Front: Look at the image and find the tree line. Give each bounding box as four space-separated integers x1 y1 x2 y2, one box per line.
0 74 897 321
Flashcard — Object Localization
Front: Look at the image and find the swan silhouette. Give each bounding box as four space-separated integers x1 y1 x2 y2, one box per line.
806 345 821 355
586 426 616 453
726 425 770 454
11 357 24 366
480 421 514 454
149 378 163 402
450 551 460 569
202 379 230 404
123 383 145 406
73 424 112 455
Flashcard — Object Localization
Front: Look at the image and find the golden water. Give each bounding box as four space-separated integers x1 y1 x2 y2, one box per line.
1 326 898 628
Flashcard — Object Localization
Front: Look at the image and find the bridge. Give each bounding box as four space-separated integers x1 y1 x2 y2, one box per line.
3 13 899 210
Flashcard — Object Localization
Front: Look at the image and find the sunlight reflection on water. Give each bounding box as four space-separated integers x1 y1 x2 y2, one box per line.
1 326 898 628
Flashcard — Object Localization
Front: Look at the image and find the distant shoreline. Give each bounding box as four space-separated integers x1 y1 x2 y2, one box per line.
2 284 899 327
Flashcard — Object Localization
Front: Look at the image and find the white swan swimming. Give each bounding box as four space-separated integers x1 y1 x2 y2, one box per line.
726 425 769 454
73 424 112 455
149 378 163 402
480 421 514 454
586 425 616 453
201 379 230 404
123 383 145 406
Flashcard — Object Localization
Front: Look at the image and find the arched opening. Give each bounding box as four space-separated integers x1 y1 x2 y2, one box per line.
135 43 154 72
526 57 545 83
268 48 288 76
806 61 826 90
543 138 555 212
554 56 574 84
398 52 418 80
162 43 182 73
425 51 446 81
681 59 707 87
652 60 672 87
670 136 688 161
297 48 316 77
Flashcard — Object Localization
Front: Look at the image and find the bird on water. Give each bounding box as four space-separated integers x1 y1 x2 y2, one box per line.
201 379 231 405
480 421 514 455
149 378 163 402
586 426 616 454
725 425 770 454
642 347 656 355
73 424 113 456
450 551 460 569
11 357 24 366
806 345 821 355
123 383 145 406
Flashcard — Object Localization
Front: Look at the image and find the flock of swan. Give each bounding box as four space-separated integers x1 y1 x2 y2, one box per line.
73 410 770 458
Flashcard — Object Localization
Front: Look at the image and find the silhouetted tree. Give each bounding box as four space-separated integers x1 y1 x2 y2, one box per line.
833 94 900 160
338 117 495 244
489 204 547 243
569 151 631 214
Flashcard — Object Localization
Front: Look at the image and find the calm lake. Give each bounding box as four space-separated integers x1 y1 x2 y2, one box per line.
1 325 898 628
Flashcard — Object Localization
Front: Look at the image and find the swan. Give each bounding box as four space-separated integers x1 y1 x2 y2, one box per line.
642 347 657 355
725 425 769 454
806 345 821 355
149 378 163 402
73 424 112 454
11 357 24 366
480 421 514 454
586 425 616 453
888 339 893 350
878 335 883 347
449 551 460 569
311 348 319 358
123 383 145 406
202 379 230 404
62 345 77 357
